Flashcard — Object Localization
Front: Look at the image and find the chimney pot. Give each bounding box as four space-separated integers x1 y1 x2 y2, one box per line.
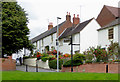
74 14 75 18
66 12 71 21
48 22 53 30
49 22 53 25
77 14 79 18
67 12 68 15
69 12 70 15
73 14 80 25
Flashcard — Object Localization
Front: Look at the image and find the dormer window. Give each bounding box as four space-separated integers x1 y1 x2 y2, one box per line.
108 28 113 39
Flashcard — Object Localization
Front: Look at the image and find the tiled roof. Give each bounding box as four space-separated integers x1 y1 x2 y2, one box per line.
70 18 93 35
31 21 66 43
97 18 120 31
58 27 74 39
59 18 93 39
105 5 120 17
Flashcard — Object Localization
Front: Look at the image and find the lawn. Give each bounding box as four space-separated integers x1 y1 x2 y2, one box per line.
2 71 118 80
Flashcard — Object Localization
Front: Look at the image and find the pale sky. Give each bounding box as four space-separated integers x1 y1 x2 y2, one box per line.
16 0 119 39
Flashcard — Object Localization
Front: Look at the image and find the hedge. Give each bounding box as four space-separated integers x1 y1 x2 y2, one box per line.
63 59 82 67
49 59 63 69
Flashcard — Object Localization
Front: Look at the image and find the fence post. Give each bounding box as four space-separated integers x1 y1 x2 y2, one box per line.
106 64 108 73
26 65 28 72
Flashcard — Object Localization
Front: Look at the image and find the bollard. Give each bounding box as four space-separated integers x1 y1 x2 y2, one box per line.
26 65 28 72
106 64 108 73
36 63 38 72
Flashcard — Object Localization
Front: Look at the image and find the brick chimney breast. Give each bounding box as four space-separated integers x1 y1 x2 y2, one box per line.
66 12 71 21
48 22 53 30
73 14 80 25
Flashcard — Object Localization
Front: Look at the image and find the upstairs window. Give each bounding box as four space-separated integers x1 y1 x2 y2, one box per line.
108 28 113 39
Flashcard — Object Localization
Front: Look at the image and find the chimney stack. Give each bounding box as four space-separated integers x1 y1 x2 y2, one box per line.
66 12 71 21
48 22 53 30
73 14 80 25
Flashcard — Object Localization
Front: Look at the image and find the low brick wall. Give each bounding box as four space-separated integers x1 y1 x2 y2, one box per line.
0 56 16 71
61 63 119 73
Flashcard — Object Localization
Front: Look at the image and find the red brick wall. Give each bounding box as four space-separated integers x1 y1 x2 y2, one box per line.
61 63 119 73
0 57 16 71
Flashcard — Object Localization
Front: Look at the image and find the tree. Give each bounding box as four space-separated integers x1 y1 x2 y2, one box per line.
2 2 33 57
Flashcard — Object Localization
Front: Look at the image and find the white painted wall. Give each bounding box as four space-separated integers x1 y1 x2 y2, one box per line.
24 58 50 69
33 33 57 53
98 25 119 48
80 19 101 53
72 33 80 53
59 19 101 54
59 39 71 54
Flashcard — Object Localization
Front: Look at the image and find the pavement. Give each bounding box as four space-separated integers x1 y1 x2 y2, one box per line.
16 65 57 72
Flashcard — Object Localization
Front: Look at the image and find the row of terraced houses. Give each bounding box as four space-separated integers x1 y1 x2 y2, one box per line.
12 5 120 59
30 5 120 55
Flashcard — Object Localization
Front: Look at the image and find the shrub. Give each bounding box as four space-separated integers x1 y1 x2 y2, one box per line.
63 53 70 57
114 59 120 62
41 53 48 57
94 46 109 62
85 60 93 64
48 55 56 61
41 57 49 62
2 58 5 62
107 41 119 60
83 47 95 61
52 50 57 54
63 53 85 67
49 59 63 69
73 53 86 63
63 60 82 67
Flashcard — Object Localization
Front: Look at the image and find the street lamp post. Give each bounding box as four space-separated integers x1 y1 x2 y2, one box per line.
57 17 61 72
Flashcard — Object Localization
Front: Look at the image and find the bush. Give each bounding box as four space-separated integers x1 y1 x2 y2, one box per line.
48 55 56 61
94 46 109 62
63 53 85 67
63 60 82 67
2 58 5 62
85 60 93 64
41 57 49 62
114 59 120 62
49 59 63 69
73 53 86 63
83 47 95 61
42 53 48 57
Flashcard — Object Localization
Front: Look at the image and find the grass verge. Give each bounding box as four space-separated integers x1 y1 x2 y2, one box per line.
2 71 118 80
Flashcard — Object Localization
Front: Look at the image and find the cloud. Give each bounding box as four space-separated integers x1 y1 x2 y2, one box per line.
17 0 119 39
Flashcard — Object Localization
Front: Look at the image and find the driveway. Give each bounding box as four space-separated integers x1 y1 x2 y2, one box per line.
16 65 56 72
